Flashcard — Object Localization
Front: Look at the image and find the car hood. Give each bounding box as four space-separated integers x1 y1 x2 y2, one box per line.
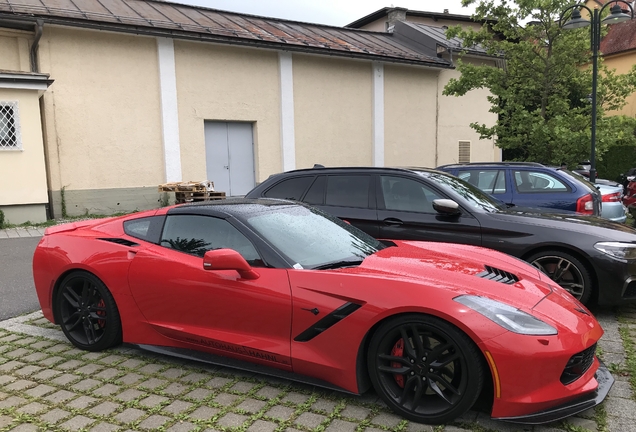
494 209 636 238
343 241 555 310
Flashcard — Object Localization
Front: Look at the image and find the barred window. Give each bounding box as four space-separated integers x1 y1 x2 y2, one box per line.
0 101 21 150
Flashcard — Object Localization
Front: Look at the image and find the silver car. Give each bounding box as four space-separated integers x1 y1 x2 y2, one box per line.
596 182 627 223
571 172 627 223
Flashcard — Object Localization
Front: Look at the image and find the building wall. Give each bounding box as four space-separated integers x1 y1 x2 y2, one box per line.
173 41 281 183
384 64 438 167
437 63 499 165
603 51 636 117
292 54 373 169
38 26 164 215
0 29 31 72
0 88 48 223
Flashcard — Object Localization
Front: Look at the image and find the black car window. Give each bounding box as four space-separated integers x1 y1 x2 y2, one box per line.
160 215 263 266
458 170 506 194
123 216 165 244
326 175 370 208
304 176 326 205
514 170 570 193
264 177 313 201
380 176 442 213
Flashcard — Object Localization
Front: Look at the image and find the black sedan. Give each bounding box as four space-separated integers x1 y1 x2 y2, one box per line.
246 166 636 306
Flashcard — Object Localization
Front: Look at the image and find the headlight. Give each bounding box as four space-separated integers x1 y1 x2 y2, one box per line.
594 242 636 261
454 295 557 335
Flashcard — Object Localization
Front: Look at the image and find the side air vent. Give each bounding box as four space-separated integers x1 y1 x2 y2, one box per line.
97 238 139 247
476 265 519 284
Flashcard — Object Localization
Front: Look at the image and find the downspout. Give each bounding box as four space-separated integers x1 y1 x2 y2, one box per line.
30 19 43 72
30 19 54 218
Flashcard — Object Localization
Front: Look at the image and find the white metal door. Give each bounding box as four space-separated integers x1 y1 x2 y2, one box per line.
204 122 255 196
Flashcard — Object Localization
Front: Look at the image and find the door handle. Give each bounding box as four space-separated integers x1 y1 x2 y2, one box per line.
223 165 229 169
383 218 403 226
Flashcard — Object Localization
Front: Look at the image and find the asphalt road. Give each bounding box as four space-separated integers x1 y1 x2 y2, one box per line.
0 237 42 320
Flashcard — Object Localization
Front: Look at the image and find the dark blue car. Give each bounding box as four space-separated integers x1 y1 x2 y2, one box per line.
436 162 602 216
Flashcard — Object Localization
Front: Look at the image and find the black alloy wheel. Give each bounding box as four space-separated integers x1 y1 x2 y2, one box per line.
368 315 483 424
56 271 122 351
527 251 592 305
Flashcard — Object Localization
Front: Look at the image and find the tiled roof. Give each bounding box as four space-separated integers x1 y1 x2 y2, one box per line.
600 19 636 55
0 0 451 68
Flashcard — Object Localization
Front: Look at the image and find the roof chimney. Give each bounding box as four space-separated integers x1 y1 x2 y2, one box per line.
386 7 408 32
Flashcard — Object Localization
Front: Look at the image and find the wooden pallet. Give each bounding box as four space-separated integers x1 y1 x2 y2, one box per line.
159 180 214 193
175 191 226 203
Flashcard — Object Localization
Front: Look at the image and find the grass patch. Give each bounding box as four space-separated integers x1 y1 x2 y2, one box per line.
617 323 636 399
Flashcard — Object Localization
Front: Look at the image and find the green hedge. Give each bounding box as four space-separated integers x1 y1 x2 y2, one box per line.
596 146 636 181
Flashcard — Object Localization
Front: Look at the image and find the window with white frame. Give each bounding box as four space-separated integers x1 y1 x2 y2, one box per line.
0 101 21 150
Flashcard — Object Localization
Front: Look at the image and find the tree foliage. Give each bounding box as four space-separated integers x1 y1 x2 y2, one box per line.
443 0 636 167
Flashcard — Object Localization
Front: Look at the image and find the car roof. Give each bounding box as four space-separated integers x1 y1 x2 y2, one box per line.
266 166 440 178
437 162 545 169
168 198 300 218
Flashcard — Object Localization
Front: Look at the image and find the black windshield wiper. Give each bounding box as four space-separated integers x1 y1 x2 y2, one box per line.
313 259 365 270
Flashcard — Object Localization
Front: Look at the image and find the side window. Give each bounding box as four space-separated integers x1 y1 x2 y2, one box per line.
124 216 165 244
380 176 442 213
304 176 326 205
160 215 263 266
264 177 313 200
325 175 370 208
458 169 507 194
514 171 569 193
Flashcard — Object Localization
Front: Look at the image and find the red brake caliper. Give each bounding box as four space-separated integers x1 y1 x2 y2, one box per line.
391 338 405 388
96 299 106 328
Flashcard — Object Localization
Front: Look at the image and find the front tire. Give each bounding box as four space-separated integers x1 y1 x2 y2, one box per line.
56 271 122 351
367 314 483 425
526 251 592 305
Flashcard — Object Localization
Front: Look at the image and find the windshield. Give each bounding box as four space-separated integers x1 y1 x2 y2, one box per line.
241 204 386 269
416 170 506 212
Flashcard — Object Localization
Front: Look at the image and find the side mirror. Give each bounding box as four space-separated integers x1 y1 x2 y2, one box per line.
432 199 461 216
203 249 260 280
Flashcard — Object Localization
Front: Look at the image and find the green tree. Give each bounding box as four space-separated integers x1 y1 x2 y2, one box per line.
443 0 636 167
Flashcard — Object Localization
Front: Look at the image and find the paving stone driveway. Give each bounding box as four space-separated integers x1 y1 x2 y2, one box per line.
0 307 635 432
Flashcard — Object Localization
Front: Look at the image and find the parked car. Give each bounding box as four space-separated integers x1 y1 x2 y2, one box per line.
436 162 601 216
570 171 627 223
246 166 636 305
32 199 612 424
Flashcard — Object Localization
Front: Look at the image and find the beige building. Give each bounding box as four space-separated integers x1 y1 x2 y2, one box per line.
0 1 498 224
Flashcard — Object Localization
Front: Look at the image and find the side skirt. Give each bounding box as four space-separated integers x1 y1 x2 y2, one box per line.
134 344 359 395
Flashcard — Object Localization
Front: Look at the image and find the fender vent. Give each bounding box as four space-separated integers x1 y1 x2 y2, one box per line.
477 265 519 284
97 238 139 247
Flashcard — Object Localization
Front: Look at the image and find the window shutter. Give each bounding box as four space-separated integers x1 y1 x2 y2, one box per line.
458 141 471 163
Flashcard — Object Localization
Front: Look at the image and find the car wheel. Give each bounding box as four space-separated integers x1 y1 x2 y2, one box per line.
367 314 483 425
56 271 122 352
526 251 592 304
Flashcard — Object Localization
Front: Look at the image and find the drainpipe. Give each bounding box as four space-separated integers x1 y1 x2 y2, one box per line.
30 19 43 72
30 19 54 218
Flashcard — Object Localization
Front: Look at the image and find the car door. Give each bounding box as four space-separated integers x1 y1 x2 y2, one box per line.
376 175 482 245
127 214 293 369
299 174 379 238
511 169 575 211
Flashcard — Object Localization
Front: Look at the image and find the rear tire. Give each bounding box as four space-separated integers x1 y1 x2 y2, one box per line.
56 271 122 351
367 314 483 424
526 251 592 305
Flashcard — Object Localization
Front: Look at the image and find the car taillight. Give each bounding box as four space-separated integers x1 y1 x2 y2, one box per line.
576 194 594 214
602 192 621 202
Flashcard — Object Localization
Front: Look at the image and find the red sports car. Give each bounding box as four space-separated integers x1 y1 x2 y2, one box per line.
32 199 612 425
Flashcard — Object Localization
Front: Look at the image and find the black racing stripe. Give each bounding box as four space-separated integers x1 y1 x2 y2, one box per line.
294 302 362 342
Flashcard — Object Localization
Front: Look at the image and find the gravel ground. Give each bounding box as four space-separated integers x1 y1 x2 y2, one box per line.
0 306 635 432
